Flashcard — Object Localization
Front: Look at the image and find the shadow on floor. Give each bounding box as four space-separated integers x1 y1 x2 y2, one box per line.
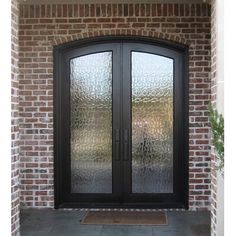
20 209 210 236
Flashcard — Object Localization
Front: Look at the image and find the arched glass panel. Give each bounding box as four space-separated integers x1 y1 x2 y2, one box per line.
70 52 113 193
131 52 174 193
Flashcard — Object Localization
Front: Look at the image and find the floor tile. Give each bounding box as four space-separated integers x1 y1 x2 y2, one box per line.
20 209 210 236
49 224 102 236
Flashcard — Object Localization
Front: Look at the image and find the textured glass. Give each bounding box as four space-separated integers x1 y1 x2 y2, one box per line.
132 52 174 193
70 52 112 193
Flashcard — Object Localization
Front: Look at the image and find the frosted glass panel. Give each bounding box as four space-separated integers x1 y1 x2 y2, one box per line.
70 52 112 193
132 52 173 193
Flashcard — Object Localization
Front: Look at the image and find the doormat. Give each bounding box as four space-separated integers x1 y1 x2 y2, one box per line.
80 211 167 225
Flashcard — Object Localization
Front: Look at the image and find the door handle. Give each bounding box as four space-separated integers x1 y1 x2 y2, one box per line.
114 129 120 161
124 129 129 161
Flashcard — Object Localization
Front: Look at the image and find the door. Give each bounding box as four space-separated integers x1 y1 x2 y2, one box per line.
54 38 188 209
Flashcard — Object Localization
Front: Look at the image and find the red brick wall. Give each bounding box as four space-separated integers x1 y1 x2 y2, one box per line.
210 0 217 235
11 0 20 235
18 3 211 210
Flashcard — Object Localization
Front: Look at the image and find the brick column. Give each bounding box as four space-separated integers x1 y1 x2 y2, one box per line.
11 0 20 235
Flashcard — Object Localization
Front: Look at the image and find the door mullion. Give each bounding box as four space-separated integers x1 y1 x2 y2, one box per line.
112 43 122 200
121 43 132 200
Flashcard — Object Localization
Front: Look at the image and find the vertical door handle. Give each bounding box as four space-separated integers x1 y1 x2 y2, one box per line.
124 129 129 161
114 129 120 161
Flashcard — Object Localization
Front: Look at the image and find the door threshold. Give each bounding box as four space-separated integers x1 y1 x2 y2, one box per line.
56 202 187 210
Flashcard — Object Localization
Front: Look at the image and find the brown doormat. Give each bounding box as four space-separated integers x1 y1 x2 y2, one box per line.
81 211 167 225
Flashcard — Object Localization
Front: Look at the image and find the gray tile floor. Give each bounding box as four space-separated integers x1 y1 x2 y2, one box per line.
20 209 210 236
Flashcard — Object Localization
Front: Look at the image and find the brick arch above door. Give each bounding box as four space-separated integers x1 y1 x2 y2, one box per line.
51 29 190 47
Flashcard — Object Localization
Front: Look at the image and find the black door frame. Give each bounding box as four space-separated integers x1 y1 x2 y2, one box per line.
54 36 189 209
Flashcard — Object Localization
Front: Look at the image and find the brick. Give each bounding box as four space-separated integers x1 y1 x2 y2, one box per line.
112 4 117 17
168 4 173 16
51 5 56 17
123 4 128 17
46 5 51 18
191 4 196 16
128 4 134 16
97 18 110 23
83 18 96 23
79 4 84 17
56 5 62 17
41 5 45 18
157 4 162 16
151 4 156 17
177 5 183 16
118 4 123 16
174 4 179 16
140 4 145 16
196 4 201 17
117 23 130 28
146 4 150 16
112 18 125 23
147 23 160 28
106 4 112 17
102 24 116 29
163 4 167 16
135 4 139 16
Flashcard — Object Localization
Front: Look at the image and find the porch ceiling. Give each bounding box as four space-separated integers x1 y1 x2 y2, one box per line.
19 0 206 5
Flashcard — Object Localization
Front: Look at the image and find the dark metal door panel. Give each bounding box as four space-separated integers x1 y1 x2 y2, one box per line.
121 42 188 208
54 37 188 208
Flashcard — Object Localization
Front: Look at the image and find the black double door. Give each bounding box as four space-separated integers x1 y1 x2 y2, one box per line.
54 38 188 209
